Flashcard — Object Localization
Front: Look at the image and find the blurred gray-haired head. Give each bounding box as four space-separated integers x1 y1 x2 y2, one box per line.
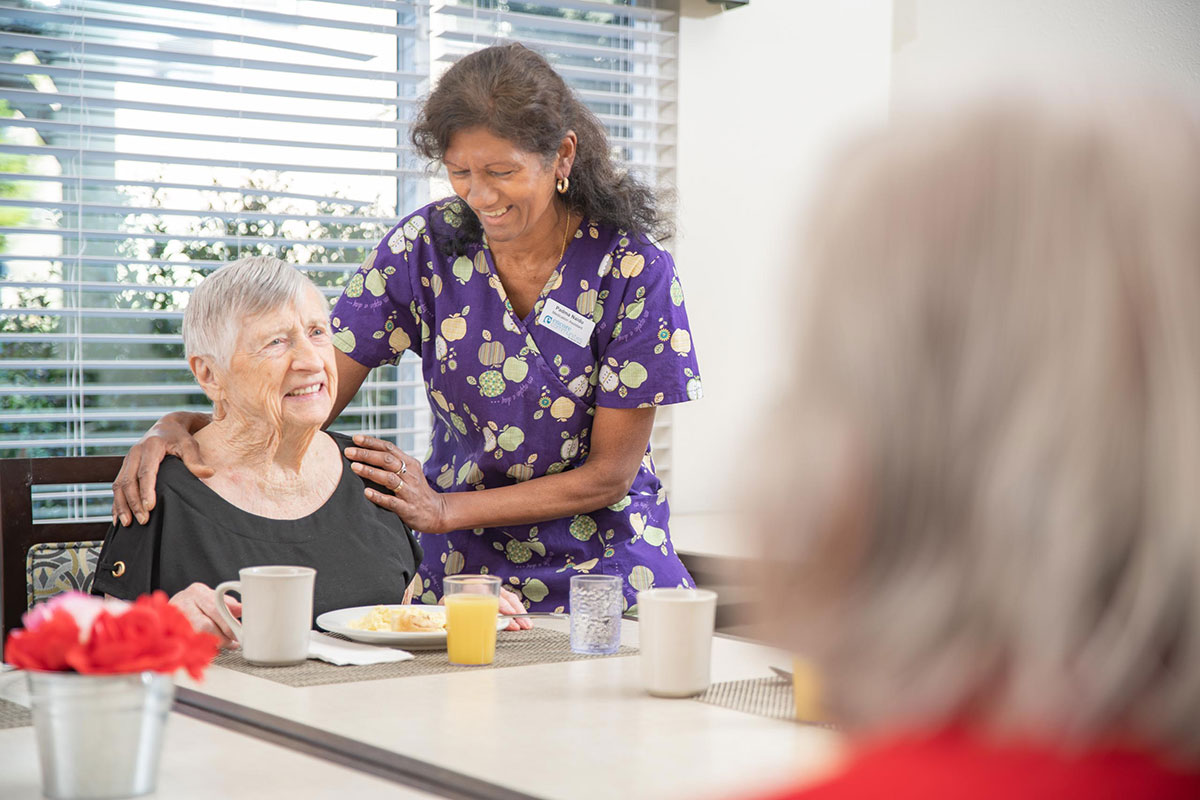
761 96 1200 756
183 256 319 368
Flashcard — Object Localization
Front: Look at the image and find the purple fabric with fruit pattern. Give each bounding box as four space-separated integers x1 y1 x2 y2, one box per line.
331 197 703 612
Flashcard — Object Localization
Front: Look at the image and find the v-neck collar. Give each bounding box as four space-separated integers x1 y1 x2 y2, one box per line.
479 218 584 331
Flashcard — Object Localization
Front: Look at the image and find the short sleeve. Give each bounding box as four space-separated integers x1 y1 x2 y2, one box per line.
92 515 160 601
596 244 703 408
330 212 429 368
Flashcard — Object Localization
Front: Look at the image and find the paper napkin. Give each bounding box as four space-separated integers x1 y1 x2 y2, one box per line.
307 631 415 666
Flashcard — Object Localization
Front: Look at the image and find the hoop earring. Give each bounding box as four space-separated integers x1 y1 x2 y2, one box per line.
556 176 569 194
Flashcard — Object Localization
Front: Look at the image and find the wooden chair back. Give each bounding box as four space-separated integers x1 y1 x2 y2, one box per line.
0 457 123 640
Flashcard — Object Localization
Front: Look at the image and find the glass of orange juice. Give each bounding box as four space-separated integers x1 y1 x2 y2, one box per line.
791 657 822 722
444 575 501 666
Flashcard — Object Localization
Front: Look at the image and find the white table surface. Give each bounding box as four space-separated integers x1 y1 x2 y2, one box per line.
0 673 437 799
176 618 844 800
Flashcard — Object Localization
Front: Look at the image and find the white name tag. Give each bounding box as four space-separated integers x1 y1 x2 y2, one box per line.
537 298 595 348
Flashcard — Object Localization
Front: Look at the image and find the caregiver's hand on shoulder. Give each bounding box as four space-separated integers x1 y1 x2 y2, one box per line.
170 582 241 649
347 434 450 533
112 412 213 527
499 587 533 631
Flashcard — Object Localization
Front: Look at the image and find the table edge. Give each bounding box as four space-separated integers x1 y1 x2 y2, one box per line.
174 687 546 800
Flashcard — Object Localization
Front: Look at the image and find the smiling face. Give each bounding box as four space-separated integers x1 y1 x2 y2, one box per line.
443 126 568 247
216 287 338 434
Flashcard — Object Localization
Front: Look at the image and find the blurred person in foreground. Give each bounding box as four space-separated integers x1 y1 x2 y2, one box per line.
751 97 1200 799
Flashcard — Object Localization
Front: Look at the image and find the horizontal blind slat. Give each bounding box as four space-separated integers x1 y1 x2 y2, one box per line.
0 280 344 296
0 7 374 61
0 199 397 227
2 428 428 451
0 63 416 107
442 0 670 23
2 146 414 177
63 0 420 36
6 118 409 157
2 384 419 398
435 51 660 85
435 29 673 63
0 32 426 81
1 257 363 277
0 174 377 206
1 227 383 249
435 3 670 40
1 89 405 130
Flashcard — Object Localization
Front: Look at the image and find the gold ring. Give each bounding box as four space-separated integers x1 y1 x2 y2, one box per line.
112 560 126 578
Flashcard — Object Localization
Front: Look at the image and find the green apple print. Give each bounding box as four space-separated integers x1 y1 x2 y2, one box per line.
452 256 473 284
670 276 684 306
443 549 465 575
619 361 648 389
332 329 356 353
502 356 528 383
364 268 386 297
568 514 597 541
475 370 505 398
489 425 524 459
521 578 550 603
628 565 655 592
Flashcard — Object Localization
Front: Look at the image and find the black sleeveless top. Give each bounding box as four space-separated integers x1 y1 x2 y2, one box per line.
93 431 423 621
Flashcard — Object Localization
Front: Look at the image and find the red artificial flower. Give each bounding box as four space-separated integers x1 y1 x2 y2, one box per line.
4 611 81 672
4 591 218 679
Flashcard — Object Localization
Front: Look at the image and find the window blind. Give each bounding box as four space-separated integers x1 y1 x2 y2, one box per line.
1 0 428 486
1 0 678 520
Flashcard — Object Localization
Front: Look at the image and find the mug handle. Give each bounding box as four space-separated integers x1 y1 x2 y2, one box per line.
213 580 243 644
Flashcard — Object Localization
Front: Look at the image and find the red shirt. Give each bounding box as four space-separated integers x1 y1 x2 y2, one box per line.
754 731 1200 800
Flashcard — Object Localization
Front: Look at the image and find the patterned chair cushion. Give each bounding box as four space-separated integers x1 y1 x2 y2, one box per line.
26 541 104 611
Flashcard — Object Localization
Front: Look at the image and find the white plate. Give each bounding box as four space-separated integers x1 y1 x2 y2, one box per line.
315 605 507 650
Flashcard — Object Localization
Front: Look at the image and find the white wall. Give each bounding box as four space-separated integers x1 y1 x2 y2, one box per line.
891 0 1200 106
668 0 1200 556
668 0 894 552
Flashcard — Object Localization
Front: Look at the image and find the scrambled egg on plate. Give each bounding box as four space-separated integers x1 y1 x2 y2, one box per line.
347 605 445 633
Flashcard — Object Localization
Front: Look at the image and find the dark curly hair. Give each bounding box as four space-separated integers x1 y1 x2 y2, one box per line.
411 43 670 255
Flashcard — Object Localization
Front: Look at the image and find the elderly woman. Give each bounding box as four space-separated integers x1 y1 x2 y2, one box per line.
94 257 426 646
753 99 1200 798
111 43 702 613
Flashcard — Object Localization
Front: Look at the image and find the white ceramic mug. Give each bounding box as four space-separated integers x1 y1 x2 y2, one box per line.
214 566 315 666
636 588 718 697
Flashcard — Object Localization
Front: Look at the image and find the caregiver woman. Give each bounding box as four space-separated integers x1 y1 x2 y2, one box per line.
113 44 703 612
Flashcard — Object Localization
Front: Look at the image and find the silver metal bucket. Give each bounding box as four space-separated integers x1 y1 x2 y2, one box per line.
26 671 175 800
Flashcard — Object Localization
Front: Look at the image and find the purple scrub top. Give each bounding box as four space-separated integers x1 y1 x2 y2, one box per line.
331 197 703 612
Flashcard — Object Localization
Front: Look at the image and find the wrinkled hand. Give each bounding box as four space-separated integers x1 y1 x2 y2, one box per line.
113 412 213 527
347 435 450 533
499 587 532 631
170 582 241 649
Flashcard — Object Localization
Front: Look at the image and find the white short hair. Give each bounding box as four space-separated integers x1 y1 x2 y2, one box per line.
183 256 318 367
760 96 1200 757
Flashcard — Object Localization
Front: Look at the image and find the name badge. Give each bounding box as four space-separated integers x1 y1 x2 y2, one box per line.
537 298 595 348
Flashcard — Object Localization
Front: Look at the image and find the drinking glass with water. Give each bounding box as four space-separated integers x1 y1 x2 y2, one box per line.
569 574 623 655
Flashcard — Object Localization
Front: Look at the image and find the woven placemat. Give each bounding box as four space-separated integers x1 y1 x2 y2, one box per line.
213 627 636 687
695 677 836 728
0 697 32 729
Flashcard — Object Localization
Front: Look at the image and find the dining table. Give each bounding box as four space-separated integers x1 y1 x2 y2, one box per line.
0 616 843 799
